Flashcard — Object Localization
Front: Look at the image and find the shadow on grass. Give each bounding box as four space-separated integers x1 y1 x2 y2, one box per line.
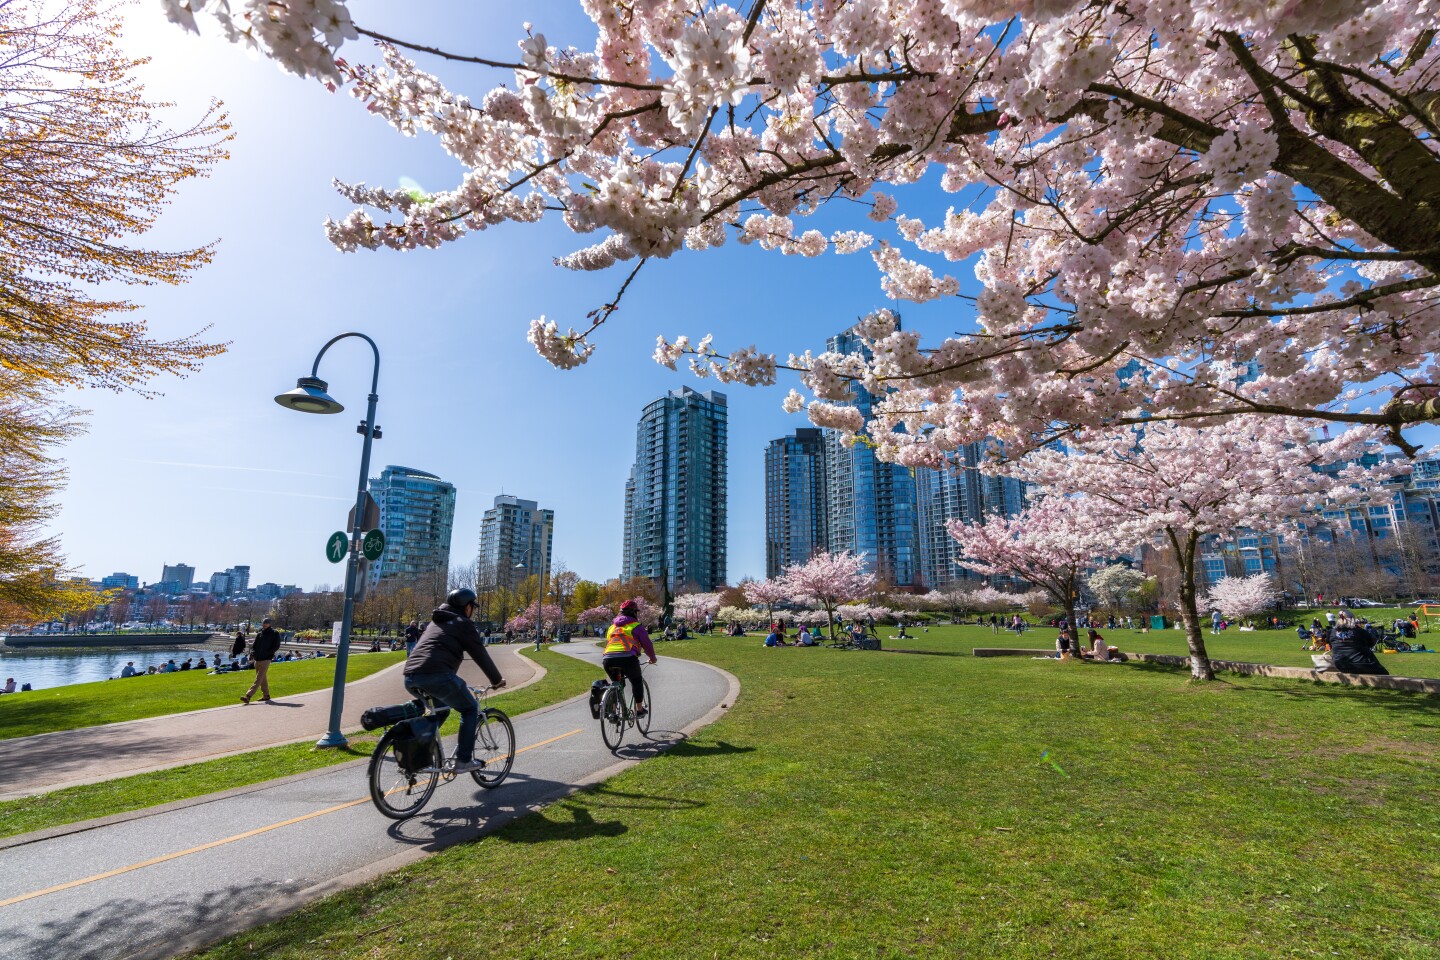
1121 660 1439 716
881 649 969 658
658 737 756 760
496 803 628 843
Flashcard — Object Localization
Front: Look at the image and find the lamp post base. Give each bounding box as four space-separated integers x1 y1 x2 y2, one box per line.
315 730 349 749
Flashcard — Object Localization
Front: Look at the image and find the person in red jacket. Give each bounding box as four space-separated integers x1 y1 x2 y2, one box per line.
603 599 658 717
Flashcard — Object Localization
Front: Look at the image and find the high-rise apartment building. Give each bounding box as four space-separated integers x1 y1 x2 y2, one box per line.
368 465 456 587
764 428 827 578
915 441 1029 589
477 495 554 592
821 326 920 588
763 321 1030 591
622 387 728 591
100 572 138 591
206 565 251 597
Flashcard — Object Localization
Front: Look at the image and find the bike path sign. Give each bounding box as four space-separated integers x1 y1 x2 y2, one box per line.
362 529 386 562
325 531 348 564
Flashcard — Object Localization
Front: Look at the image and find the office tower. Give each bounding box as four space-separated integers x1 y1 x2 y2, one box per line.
764 428 827 578
476 495 554 593
820 325 920 588
205 565 251 597
368 465 457 588
100 572 139 591
622 387 727 591
160 563 195 593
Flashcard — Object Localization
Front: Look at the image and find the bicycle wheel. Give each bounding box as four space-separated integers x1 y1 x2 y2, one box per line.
636 678 653 737
369 726 441 820
470 708 515 788
600 685 626 751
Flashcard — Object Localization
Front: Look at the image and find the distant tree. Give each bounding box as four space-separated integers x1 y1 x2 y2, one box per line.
1087 564 1152 615
577 605 613 627
950 496 1106 637
673 592 722 624
778 552 876 642
742 578 789 624
1204 574 1281 622
549 565 580 621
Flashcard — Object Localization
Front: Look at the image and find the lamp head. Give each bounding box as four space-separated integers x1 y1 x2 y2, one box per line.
274 376 343 414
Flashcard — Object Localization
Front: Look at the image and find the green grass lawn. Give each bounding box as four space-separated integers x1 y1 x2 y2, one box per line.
0 647 601 839
0 653 405 740
189 635 1439 960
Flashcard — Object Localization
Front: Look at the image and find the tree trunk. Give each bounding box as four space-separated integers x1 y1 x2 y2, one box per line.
1172 528 1215 681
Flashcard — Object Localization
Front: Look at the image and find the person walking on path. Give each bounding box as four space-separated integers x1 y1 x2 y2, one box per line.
405 589 506 773
240 618 281 704
404 620 421 657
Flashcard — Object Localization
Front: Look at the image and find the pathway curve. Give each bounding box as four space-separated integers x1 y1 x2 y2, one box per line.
0 646 539 800
0 646 736 960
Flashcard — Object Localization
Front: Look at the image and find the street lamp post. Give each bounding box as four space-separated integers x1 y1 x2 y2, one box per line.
274 332 381 749
515 537 547 653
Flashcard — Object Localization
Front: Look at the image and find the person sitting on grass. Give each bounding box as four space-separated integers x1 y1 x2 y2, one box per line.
1329 611 1388 676
796 625 815 646
764 627 788 647
1088 629 1118 662
1056 628 1077 660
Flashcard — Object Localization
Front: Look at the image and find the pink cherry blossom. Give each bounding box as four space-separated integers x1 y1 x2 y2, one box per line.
174 1 1440 455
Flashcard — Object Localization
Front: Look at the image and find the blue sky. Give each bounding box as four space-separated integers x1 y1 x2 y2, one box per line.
48 2 966 590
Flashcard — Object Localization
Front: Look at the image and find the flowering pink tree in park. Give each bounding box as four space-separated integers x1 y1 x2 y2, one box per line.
778 551 876 641
1204 574 1282 623
962 586 1028 616
673 592 722 624
949 496 1105 637
505 602 564 636
742 578 790 624
577 605 614 627
172 2 1440 454
1010 416 1404 679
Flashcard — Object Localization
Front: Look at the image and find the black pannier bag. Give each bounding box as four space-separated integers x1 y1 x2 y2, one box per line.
388 714 444 774
588 679 608 719
360 698 426 731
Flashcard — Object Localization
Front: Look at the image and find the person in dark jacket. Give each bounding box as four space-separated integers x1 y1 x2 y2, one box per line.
1328 611 1388 675
405 588 506 772
404 620 422 657
241 618 282 703
231 629 247 658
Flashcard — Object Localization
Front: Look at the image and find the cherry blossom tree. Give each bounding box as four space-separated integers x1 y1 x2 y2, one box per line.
950 496 1106 636
742 577 790 624
171 1 1440 456
673 591 722 624
505 601 564 636
962 585 1026 616
1009 416 1403 679
577 605 614 626
1204 573 1282 622
778 550 876 641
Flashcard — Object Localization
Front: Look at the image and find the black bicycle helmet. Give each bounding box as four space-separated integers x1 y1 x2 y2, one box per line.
446 587 478 610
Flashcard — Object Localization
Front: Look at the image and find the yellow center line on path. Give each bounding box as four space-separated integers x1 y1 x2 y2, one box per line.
0 727 585 909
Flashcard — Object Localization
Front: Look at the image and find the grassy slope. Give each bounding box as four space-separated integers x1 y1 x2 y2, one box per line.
191 635 1439 960
0 653 405 740
0 648 601 839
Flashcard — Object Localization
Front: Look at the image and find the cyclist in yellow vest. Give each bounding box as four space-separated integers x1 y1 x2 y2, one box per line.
604 599 658 717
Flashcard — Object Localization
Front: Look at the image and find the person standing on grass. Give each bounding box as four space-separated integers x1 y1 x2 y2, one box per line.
231 628 247 658
241 618 281 704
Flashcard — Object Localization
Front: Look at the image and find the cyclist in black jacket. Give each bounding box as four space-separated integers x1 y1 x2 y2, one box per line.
405 588 506 772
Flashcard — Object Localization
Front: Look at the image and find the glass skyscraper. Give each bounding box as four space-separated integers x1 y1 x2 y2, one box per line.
764 428 827 578
368 465 456 588
477 495 554 593
821 326 920 588
622 387 728 591
763 322 1028 590
915 440 1028 589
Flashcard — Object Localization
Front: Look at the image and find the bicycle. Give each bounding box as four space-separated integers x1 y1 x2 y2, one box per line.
367 684 515 820
597 663 652 751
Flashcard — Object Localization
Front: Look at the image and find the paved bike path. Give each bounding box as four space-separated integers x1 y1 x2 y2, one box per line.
0 646 735 960
0 646 539 800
